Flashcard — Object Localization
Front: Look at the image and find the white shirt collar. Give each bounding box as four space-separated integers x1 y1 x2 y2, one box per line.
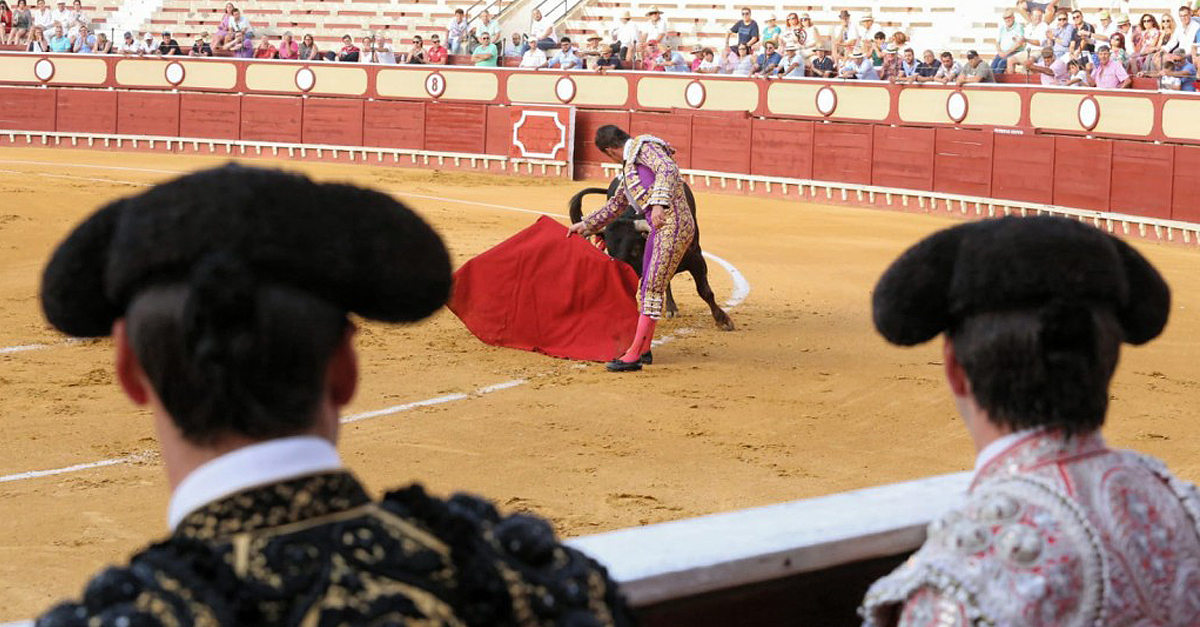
167 435 342 531
973 428 1041 474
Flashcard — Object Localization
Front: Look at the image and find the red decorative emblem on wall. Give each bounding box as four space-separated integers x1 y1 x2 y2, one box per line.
511 110 568 160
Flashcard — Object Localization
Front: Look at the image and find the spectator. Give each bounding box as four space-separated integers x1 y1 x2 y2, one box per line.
761 14 780 49
858 12 876 43
1133 14 1161 71
729 42 753 75
1089 44 1131 88
31 0 49 32
277 31 298 60
1028 45 1070 85
214 2 234 48
594 42 623 72
547 35 580 70
46 21 67 51
890 31 908 49
402 34 425 63
776 42 804 78
158 30 181 56
809 44 836 77
222 7 253 57
1140 49 1196 91
1093 9 1117 44
833 9 854 60
1114 14 1133 54
780 13 802 54
471 10 500 48
93 31 110 53
65 0 82 31
254 34 277 59
115 30 138 54
529 8 555 51
1069 10 1094 55
1020 7 1051 61
694 47 718 73
49 0 65 28
638 39 660 70
1176 5 1200 57
298 33 320 61
426 34 447 64
8 0 30 45
931 50 961 83
841 49 879 80
336 34 358 62
799 13 820 56
995 8 1026 73
445 7 466 55
581 33 605 68
657 41 688 72
688 43 704 71
2 0 14 41
140 31 158 55
70 22 93 52
359 34 375 62
642 7 667 48
893 47 919 82
1050 10 1075 57
519 38 547 68
879 43 902 81
725 7 758 51
609 10 637 63
375 35 396 64
471 30 497 66
503 32 523 58
24 23 45 50
751 40 780 76
914 49 939 80
189 33 212 57
958 49 995 84
1110 32 1131 69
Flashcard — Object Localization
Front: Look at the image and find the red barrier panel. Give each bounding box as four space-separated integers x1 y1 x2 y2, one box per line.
575 109 631 164
302 98 364 146
1053 136 1112 212
363 100 425 150
424 102 487 154
990 133 1055 205
690 113 751 175
486 105 511 156
812 123 872 186
933 128 992 198
179 93 240 140
1110 141 1172 219
0 87 55 131
872 126 934 192
750 118 814 180
240 95 302 143
56 89 116 134
630 111 692 169
116 91 179 137
1173 146 1200 223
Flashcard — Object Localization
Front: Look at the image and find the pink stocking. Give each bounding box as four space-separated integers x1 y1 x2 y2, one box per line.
619 315 657 362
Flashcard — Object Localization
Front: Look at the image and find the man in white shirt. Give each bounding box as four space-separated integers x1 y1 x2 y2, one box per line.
32 0 54 30
1177 5 1200 57
519 42 548 68
375 35 396 64
503 32 524 57
529 7 555 51
1021 6 1051 58
642 6 667 47
50 0 69 28
776 43 805 78
34 165 634 627
995 8 1026 73
610 10 638 62
470 10 500 47
115 30 140 55
445 8 467 54
1092 9 1117 43
547 36 580 69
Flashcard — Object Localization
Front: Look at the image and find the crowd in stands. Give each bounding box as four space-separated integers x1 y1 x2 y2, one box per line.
1 0 1197 90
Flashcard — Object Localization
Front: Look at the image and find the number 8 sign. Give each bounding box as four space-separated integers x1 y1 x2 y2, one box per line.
425 72 447 98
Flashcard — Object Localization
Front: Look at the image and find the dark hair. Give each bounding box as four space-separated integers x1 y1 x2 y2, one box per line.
560 36 571 43
949 304 1122 436
940 51 952 59
126 260 349 445
594 124 631 151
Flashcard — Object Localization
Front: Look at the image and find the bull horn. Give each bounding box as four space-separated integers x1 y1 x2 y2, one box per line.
633 219 651 234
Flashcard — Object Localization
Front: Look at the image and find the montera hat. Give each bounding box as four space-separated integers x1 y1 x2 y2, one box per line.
872 216 1169 347
41 165 453 337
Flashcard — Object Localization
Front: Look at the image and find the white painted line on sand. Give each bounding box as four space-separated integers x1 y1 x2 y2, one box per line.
0 454 144 484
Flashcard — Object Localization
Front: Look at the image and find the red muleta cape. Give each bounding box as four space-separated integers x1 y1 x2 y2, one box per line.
448 216 640 362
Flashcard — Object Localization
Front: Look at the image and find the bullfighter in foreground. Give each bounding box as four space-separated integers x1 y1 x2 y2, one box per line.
569 124 696 372
36 165 632 626
861 216 1200 626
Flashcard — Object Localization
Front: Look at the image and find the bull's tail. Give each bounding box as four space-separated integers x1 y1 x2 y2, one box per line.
568 187 609 224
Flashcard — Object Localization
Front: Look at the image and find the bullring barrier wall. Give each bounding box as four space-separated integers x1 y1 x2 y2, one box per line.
1 53 1200 241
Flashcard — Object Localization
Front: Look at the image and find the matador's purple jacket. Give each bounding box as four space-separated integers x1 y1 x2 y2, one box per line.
581 135 696 318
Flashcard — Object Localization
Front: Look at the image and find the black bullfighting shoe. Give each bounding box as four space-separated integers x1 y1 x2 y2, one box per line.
640 351 653 365
606 358 643 372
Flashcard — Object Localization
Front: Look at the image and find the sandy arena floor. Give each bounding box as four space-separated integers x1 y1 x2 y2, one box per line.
1 147 1198 619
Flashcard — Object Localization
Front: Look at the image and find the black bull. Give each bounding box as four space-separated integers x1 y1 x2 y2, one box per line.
568 178 734 331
